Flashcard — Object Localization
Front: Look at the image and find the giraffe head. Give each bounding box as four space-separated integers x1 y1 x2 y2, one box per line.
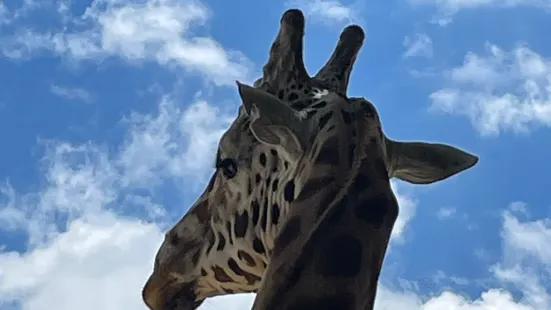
142 9 478 310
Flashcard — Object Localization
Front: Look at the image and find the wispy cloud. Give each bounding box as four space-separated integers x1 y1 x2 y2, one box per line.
118 96 234 189
0 0 253 86
0 3 8 26
390 182 417 242
502 210 551 265
436 206 457 219
0 87 239 309
0 213 165 310
50 84 93 103
285 0 361 25
429 42 551 136
493 209 551 310
403 33 433 58
408 0 551 25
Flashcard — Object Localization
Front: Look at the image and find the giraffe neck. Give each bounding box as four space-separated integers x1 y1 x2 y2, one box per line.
251 104 400 310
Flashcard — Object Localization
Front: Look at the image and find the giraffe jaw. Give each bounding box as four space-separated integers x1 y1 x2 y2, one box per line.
142 274 204 310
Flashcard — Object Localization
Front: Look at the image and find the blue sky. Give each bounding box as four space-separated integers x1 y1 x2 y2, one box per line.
0 0 550 309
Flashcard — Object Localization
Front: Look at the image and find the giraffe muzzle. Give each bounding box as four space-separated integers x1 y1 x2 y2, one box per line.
142 274 204 310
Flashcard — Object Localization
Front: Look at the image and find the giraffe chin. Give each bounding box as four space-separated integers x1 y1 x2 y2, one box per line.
162 295 204 310
164 281 205 310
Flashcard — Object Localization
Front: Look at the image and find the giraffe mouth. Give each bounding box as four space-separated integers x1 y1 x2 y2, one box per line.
163 290 204 310
143 275 204 310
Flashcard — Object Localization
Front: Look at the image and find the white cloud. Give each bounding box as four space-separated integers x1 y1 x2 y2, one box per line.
0 90 241 310
429 42 551 136
390 181 418 242
490 210 551 310
0 0 253 86
408 0 551 25
501 211 551 266
118 96 234 190
50 84 93 103
508 201 530 216
285 0 361 25
403 33 433 58
436 206 457 219
432 269 471 286
0 212 164 310
0 3 9 26
377 206 551 310
0 91 232 240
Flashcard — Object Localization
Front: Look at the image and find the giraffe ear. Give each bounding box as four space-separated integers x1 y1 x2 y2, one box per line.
236 81 310 159
386 138 479 184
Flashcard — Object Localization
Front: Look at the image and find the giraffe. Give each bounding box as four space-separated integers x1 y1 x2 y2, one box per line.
141 9 478 310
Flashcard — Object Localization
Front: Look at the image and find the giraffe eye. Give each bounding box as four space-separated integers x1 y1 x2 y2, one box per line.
217 158 238 179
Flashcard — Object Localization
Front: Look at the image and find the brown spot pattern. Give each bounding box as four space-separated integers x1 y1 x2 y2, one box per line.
238 250 256 267
228 258 261 285
193 199 210 223
212 266 233 283
234 210 249 238
253 238 265 254
316 234 362 277
295 176 335 203
284 180 295 202
251 200 260 226
216 232 226 251
314 137 340 165
354 193 390 228
272 216 301 257
318 111 334 131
